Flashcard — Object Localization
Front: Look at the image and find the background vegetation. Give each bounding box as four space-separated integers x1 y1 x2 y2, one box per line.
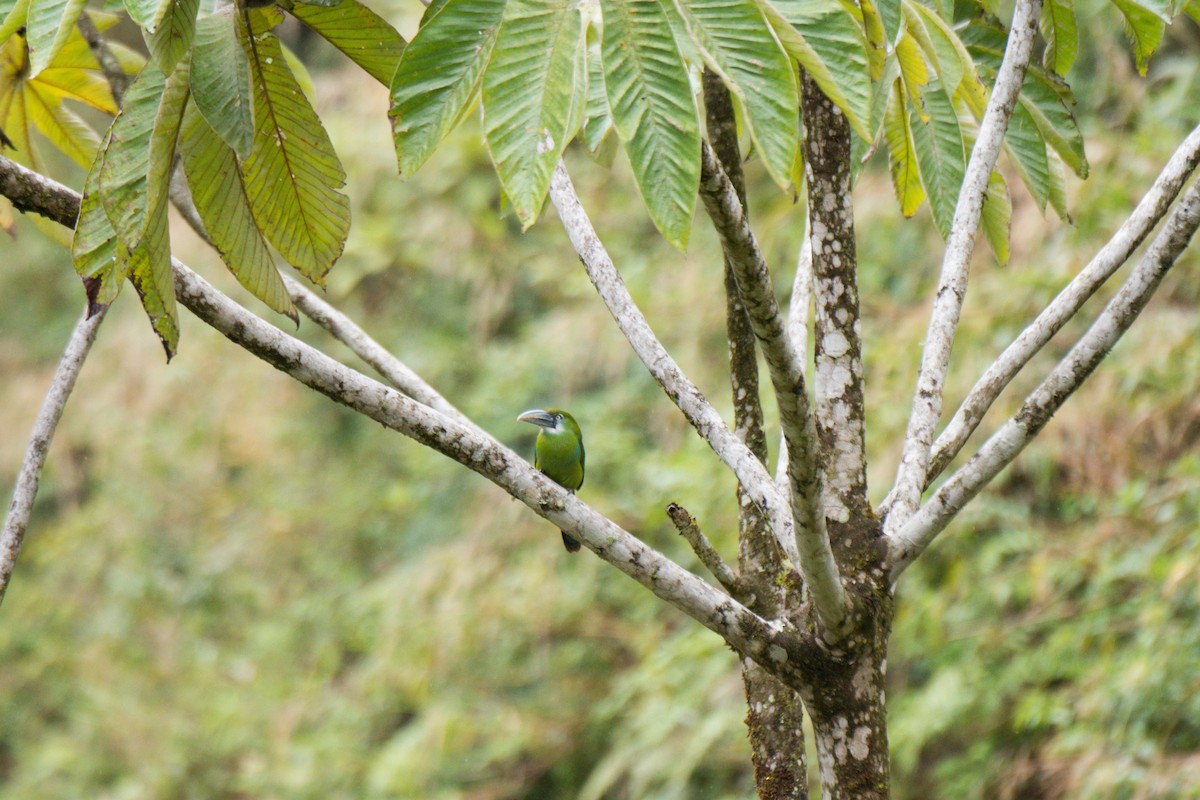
1 0 1199 796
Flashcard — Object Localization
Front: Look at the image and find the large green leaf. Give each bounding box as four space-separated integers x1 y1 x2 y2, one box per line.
99 60 190 247
1002 101 1049 211
1017 68 1087 179
884 78 923 216
601 0 699 249
1109 0 1167 74
191 7 254 158
1040 0 1077 76
389 0 505 178
124 190 179 358
26 0 86 76
673 0 799 192
762 0 873 141
908 2 986 116
1046 146 1070 222
72 131 123 312
582 39 612 153
909 80 963 238
286 0 406 86
875 0 901 43
179 101 296 319
146 0 199 74
981 169 1010 265
241 25 349 282
482 0 584 228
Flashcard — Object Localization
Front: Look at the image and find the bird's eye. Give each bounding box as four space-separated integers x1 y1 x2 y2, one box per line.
554 413 563 422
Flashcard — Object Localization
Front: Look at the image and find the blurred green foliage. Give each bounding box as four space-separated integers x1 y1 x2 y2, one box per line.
1 1 1199 796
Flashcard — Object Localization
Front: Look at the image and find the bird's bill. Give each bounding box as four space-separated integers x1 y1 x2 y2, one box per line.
517 409 557 428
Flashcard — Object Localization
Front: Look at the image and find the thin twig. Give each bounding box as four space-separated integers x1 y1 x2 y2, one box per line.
887 0 1043 535
667 502 742 598
1 307 105 606
888 176 1200 579
697 143 848 638
547 162 802 567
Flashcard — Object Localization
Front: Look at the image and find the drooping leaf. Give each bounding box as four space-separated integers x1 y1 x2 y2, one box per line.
73 131 123 313
25 0 87 76
981 169 1011 264
600 0 699 248
908 2 986 116
482 0 584 228
1109 0 1167 74
146 0 199 74
672 0 799 192
1017 67 1087 179
582 39 612 153
191 6 254 158
1046 145 1071 223
124 190 179 358
762 0 873 141
389 0 505 178
179 101 296 319
124 0 171 32
98 60 189 246
285 0 406 86
884 78 924 216
241 24 350 282
894 27 928 112
1002 101 1049 211
1040 0 1078 76
909 79 963 237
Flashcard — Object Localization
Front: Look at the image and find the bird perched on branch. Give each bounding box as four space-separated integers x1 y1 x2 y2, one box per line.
517 408 585 552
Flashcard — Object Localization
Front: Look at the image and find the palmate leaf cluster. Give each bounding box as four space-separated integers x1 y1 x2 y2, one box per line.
1 0 1197 354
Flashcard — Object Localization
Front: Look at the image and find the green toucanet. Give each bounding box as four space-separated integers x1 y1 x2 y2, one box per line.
517 408 585 552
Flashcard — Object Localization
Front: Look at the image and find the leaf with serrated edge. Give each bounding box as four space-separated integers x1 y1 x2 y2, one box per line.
1017 68 1087 178
285 0 406 86
124 191 179 358
601 0 699 249
910 79 963 237
98 62 167 242
179 101 296 319
241 23 349 282
762 0 872 141
483 0 584 228
884 79 923 216
390 0 505 178
1003 101 1049 211
1040 0 1077 76
981 169 1010 264
673 0 799 191
191 7 254 158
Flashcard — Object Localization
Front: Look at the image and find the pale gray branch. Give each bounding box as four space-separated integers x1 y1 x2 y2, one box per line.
667 502 742 598
697 143 848 638
920 123 1200 486
776 233 813 489
887 0 1043 534
889 175 1200 579
2 307 105 606
547 163 804 568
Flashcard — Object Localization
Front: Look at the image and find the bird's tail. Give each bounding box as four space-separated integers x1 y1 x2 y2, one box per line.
561 531 581 552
